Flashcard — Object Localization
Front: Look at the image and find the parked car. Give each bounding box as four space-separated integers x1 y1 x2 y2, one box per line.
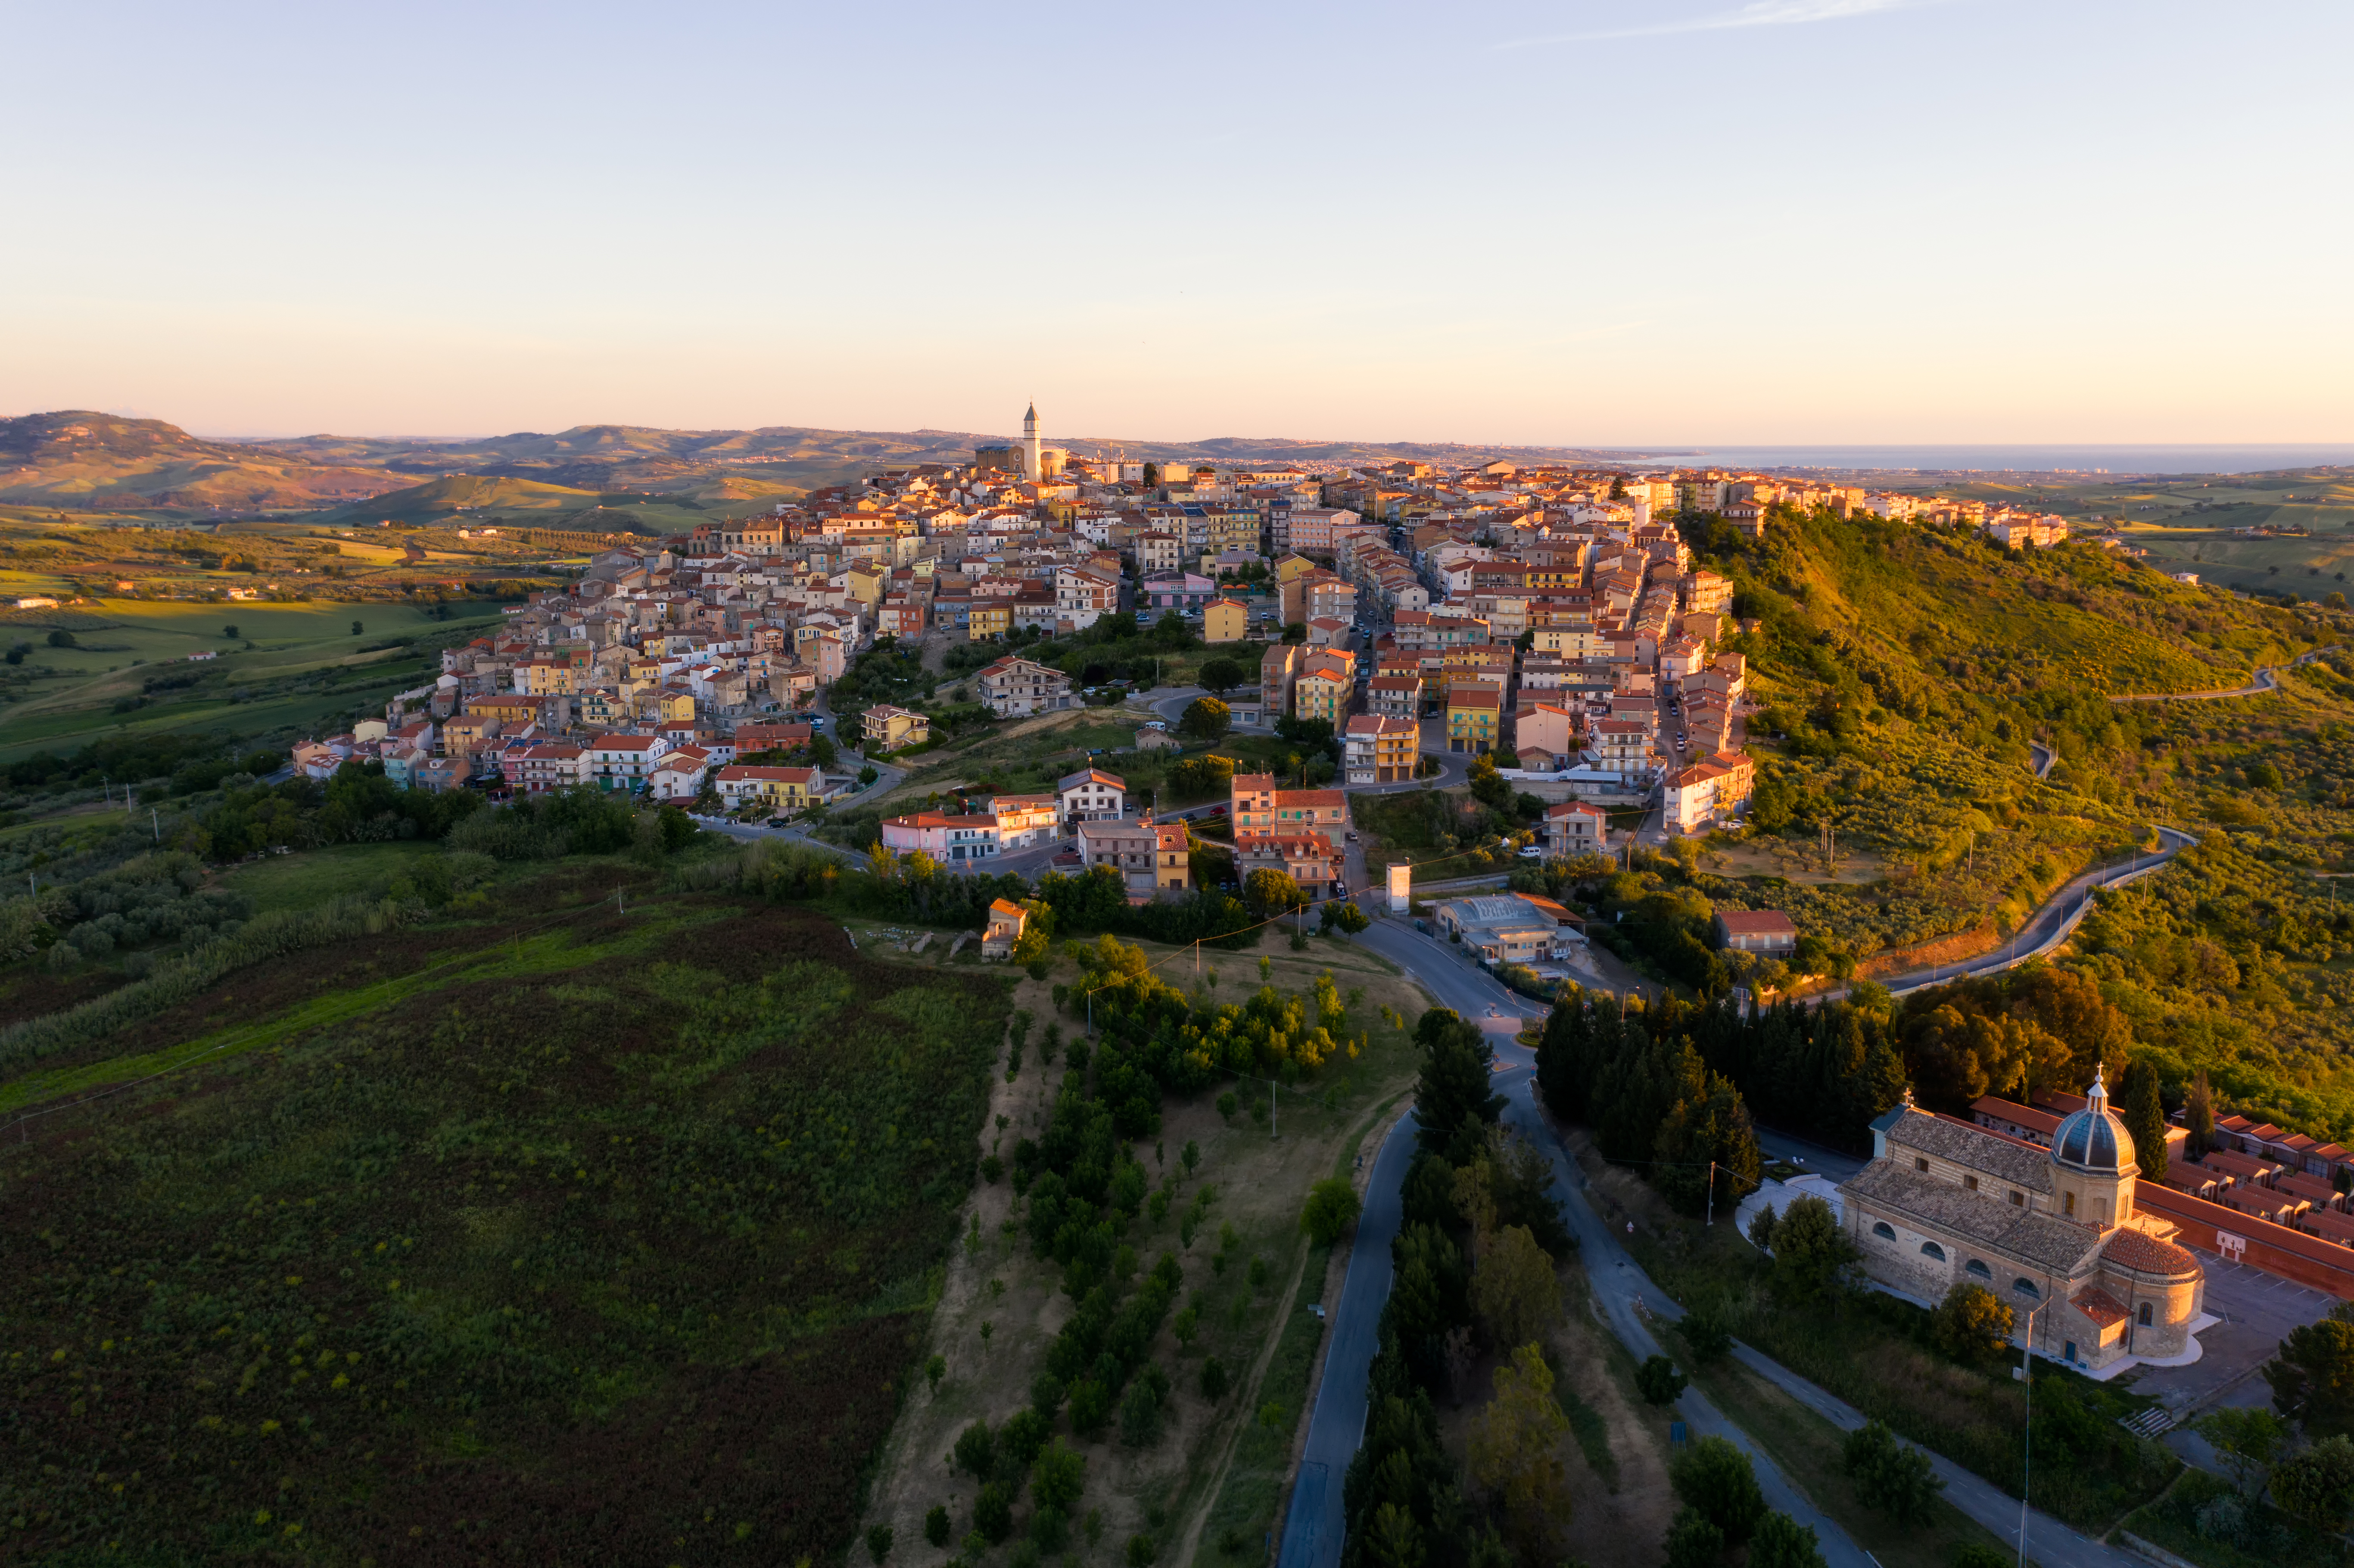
1517 845 1543 859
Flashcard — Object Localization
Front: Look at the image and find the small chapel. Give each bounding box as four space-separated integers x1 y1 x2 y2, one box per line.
1841 1070 2206 1371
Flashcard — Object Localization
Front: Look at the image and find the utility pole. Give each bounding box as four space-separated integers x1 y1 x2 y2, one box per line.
151 808 159 844
1705 1160 1717 1226
2018 1301 2043 1568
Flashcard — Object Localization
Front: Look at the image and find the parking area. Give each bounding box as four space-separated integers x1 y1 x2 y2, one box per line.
2131 1250 2338 1415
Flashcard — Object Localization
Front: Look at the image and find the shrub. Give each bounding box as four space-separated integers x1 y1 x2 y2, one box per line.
1119 1377 1163 1447
867 1524 894 1564
925 1506 951 1549
1679 1308 1732 1364
1671 1436 1765 1542
1032 1439 1087 1513
1842 1420 1943 1525
2271 1433 2354 1531
1199 1357 1229 1401
1068 1378 1112 1435
1662 1508 1725 1568
1637 1355 1688 1406
1125 1534 1157 1568
952 1419 996 1480
1931 1281 2016 1362
1747 1511 1827 1568
975 1483 1014 1545
1000 1408 1051 1468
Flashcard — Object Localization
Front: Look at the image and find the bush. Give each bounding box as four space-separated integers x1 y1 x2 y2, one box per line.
1032 1439 1087 1513
1842 1420 1943 1525
1931 1282 2016 1362
1662 1508 1725 1568
975 1482 1014 1544
925 1506 951 1548
1637 1354 1688 1406
867 1524 894 1564
1748 1511 1827 1568
1199 1357 1229 1402
1301 1178 1361 1245
952 1419 996 1480
1678 1307 1732 1364
1068 1378 1112 1434
2272 1433 2354 1531
1671 1436 1765 1542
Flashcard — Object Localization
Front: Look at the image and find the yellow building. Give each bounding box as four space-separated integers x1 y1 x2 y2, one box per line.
863 703 931 750
1294 662 1352 726
846 565 887 610
516 659 580 697
1273 553 1318 585
714 765 827 810
1447 685 1501 753
968 601 1013 641
646 687 696 723
1202 597 1250 644
1532 623 1601 658
1206 509 1262 557
579 687 627 728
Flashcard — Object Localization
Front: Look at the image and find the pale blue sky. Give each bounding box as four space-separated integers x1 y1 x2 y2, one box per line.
3 1 2348 445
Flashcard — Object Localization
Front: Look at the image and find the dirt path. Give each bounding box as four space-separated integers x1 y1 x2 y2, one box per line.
1170 1215 1317 1568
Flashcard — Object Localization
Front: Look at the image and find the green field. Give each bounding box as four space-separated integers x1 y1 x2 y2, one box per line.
0 598 505 763
0 875 1014 1564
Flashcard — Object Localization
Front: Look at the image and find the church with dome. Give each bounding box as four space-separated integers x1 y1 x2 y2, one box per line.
1841 1070 2207 1372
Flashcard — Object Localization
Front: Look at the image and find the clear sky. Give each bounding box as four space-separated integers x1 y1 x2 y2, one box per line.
3 0 2348 446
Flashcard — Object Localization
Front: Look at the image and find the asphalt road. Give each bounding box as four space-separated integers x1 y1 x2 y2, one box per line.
1282 915 2146 1568
2107 644 2342 704
1860 825 2198 998
1276 1106 1420 1568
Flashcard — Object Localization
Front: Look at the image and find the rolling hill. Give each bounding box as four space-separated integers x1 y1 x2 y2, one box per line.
0 412 415 513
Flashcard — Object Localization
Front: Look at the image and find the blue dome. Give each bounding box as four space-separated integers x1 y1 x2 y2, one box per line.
2052 1069 2136 1174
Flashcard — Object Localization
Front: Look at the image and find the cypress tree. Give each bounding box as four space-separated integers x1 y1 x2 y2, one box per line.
1413 1008 1504 1159
2116 1058 2168 1181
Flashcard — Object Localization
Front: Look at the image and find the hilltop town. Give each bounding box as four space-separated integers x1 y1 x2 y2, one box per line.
293 402 2120 883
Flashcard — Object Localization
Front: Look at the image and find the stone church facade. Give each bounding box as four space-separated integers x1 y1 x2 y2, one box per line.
1840 1072 2205 1372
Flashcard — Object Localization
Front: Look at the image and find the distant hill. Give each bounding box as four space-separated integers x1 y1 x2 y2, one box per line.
3 410 1661 519
317 474 605 521
0 411 413 513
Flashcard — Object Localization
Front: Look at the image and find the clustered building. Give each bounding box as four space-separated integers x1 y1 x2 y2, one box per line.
285 409 2095 846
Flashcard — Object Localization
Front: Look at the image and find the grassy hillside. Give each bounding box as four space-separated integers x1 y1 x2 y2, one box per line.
0 865 1012 1564
1605 505 2354 1141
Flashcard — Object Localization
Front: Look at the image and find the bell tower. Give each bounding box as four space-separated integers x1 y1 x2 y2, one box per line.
1023 402 1042 482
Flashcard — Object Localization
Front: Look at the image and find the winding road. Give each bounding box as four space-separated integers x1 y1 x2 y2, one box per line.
1853 824 2198 999
2106 644 2342 704
1278 913 2149 1568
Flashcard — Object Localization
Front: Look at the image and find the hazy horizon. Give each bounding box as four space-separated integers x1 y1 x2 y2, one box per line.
5 1 2350 443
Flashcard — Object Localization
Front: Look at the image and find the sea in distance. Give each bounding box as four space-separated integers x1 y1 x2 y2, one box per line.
1611 443 2354 476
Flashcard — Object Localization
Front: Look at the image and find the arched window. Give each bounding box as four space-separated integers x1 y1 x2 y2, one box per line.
1966 1259 1992 1280
2013 1279 2041 1299
1920 1241 1946 1262
1873 1222 1897 1241
2137 1302 2154 1326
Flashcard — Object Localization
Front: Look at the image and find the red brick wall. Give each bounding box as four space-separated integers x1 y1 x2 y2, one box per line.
2137 1185 2354 1300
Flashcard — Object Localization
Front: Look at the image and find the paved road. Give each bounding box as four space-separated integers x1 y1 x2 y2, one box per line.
1837 826 2199 1000
1277 1107 1420 1568
2107 644 2342 703
1282 916 2145 1568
